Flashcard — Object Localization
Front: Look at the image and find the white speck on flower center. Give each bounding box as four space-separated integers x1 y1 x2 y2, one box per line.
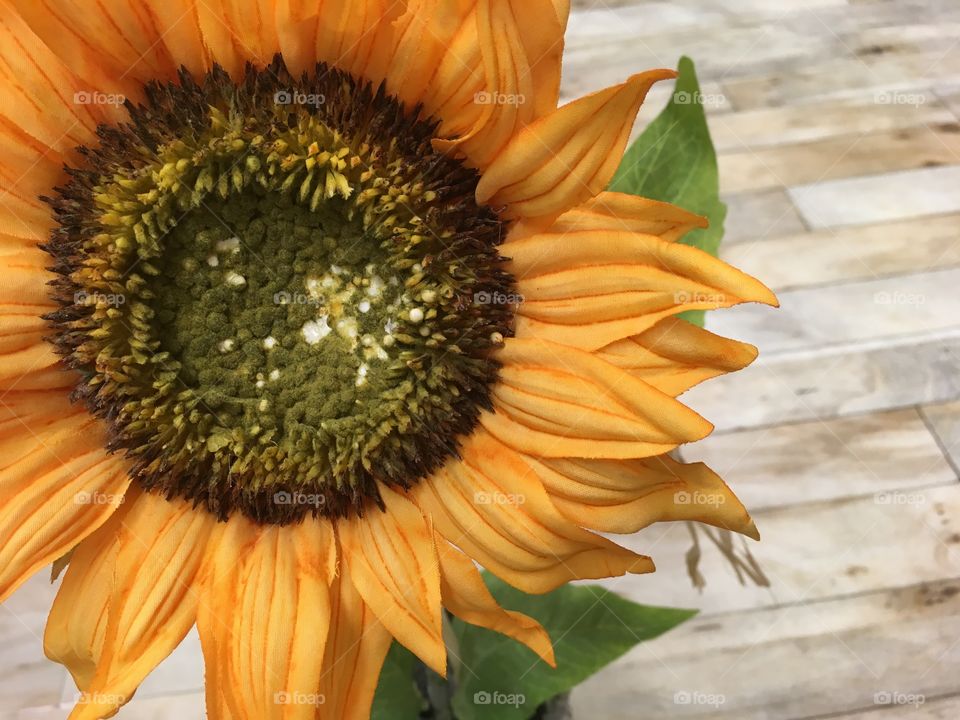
269 369 280 381
262 336 277 350
367 275 385 297
206 255 219 267
225 271 246 287
218 339 235 353
356 363 369 387
301 317 332 345
408 308 424 324
258 398 269 411
358 300 371 313
216 236 241 254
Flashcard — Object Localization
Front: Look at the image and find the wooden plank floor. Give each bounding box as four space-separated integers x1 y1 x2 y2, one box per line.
564 0 960 718
1 1 958 718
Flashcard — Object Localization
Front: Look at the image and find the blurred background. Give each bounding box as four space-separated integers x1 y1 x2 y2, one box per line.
3 0 959 718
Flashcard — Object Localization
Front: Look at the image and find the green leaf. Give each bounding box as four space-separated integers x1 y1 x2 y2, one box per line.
450 576 696 720
371 642 425 720
608 56 725 327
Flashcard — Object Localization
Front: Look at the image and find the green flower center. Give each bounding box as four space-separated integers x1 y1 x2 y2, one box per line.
44 58 515 523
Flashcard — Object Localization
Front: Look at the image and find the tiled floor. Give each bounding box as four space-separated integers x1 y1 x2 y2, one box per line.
2 1 959 719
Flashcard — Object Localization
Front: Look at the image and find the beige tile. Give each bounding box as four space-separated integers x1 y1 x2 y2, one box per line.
611 483 960 615
921 400 960 470
725 48 960 110
709 92 953 152
685 408 955 511
790 165 960 229
721 189 808 244
683 328 960 432
707 268 960 354
719 123 960 194
573 578 960 719
721 213 960 291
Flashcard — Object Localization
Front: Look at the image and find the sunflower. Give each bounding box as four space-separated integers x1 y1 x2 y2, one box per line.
0 1 776 718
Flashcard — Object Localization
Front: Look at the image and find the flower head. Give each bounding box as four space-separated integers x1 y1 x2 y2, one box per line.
0 1 776 719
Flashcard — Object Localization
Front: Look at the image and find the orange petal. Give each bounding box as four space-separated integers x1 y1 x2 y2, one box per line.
506 229 777 351
596 317 759 396
0 4 121 155
337 484 446 676
436 538 555 666
275 0 403 79
60 492 214 720
198 515 336 720
0 116 64 240
475 70 675 219
0 395 129 604
7 0 189 96
0 253 73 390
430 0 565 169
484 337 712 458
44 486 139 691
197 0 281 77
319 563 394 720
514 191 709 242
526 454 758 538
413 429 654 594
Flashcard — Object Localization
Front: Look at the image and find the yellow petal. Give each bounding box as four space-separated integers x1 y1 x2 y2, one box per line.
527 454 758 539
596 317 759 396
484 337 712 458
61 492 214 720
198 515 336 720
414 429 654 594
0 396 129 604
506 228 777 351
476 70 675 219
338 484 446 676
436 538 555 666
319 564 394 720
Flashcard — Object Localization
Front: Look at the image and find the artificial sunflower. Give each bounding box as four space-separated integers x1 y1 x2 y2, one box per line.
0 1 776 718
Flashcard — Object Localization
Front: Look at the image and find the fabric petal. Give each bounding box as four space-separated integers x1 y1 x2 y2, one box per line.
475 70 675 219
197 0 281 77
43 487 138 692
275 0 403 79
436 538 555 666
0 4 122 155
516 191 709 242
338 484 446 676
58 492 213 720
414 428 653 594
319 564 394 720
525 454 758 538
7 0 189 96
0 392 129 603
507 229 777 351
198 515 336 720
428 0 565 169
596 317 759 396
483 337 712 459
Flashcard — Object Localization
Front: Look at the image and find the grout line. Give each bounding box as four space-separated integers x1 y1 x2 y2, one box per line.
918 405 960 479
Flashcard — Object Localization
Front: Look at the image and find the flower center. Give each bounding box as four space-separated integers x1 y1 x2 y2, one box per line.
44 57 515 524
